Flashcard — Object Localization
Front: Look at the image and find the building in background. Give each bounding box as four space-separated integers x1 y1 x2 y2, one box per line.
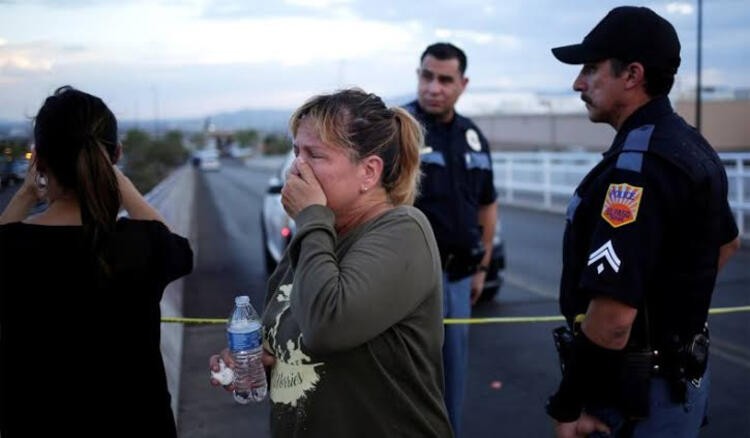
461 89 750 152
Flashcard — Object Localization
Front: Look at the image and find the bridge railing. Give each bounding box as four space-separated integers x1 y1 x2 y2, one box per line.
492 151 750 240
140 164 196 419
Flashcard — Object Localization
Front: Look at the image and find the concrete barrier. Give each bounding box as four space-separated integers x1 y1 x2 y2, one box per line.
142 164 197 419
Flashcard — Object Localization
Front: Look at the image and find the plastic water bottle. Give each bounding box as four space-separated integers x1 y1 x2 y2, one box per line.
227 295 267 404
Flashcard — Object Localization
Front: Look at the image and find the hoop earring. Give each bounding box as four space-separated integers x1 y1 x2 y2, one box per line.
35 172 47 190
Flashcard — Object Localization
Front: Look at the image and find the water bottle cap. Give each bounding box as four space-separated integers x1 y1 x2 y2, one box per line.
235 295 250 305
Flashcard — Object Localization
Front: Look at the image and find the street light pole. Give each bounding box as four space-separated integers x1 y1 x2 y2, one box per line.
695 0 703 133
540 99 555 149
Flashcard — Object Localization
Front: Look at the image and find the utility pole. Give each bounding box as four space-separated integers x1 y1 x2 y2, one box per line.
695 0 703 133
134 99 140 129
152 85 160 138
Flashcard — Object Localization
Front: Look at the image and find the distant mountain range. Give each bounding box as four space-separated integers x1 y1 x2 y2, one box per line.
0 90 589 140
0 108 296 139
180 108 294 133
0 120 31 139
0 91 581 140
4 87 747 140
119 108 296 135
0 95 417 140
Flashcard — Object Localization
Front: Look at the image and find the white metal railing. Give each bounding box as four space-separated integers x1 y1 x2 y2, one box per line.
492 151 750 240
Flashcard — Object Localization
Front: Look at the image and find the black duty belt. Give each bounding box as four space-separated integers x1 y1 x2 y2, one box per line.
641 326 710 383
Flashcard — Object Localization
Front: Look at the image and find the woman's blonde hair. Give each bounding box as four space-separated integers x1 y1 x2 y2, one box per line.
289 88 423 205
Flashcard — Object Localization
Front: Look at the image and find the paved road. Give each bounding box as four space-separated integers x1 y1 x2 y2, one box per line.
178 160 272 437
175 158 749 437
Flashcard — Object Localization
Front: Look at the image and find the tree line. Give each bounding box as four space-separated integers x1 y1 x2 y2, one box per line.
1 126 293 194
123 128 291 192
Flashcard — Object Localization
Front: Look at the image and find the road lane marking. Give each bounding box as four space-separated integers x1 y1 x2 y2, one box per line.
503 273 557 298
711 337 750 370
711 344 750 370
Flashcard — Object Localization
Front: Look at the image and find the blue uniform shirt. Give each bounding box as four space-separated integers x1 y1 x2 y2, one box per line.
405 101 497 261
560 96 738 347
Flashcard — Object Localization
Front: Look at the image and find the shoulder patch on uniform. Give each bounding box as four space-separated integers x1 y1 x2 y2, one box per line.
601 183 643 228
466 128 482 151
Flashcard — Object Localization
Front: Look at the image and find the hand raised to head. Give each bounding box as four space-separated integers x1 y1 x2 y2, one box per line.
281 158 326 218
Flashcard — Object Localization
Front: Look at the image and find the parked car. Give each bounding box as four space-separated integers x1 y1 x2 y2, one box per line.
260 151 506 303
0 159 11 188
1 158 29 188
260 152 296 275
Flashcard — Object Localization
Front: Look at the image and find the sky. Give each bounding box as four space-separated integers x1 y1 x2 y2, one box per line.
1 0 749 122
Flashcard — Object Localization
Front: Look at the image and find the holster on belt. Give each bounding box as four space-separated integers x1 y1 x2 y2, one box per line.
658 327 710 403
441 244 485 281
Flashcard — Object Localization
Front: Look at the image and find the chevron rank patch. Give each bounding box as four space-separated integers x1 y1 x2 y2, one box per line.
601 183 643 228
588 240 620 274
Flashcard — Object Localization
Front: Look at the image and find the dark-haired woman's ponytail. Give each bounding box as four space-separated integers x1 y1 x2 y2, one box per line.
76 137 121 279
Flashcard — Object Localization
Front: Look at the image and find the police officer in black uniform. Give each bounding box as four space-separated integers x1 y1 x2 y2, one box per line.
545 7 740 437
405 42 498 437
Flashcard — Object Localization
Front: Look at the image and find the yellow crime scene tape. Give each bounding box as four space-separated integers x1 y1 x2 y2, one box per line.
161 305 750 326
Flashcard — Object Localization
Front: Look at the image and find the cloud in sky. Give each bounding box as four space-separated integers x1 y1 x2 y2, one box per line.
0 0 748 121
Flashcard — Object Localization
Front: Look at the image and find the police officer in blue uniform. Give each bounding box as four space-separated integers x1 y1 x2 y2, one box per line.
545 7 741 437
405 42 498 437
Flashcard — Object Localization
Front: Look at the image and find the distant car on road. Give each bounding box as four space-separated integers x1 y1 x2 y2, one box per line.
260 151 506 303
192 149 221 171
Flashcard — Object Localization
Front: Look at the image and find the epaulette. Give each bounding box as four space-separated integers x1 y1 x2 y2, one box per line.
616 119 719 184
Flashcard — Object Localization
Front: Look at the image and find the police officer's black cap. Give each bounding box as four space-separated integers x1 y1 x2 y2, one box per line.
551 6 681 74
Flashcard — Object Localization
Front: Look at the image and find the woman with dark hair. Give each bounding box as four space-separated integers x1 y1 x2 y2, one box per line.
210 88 452 437
0 86 193 437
